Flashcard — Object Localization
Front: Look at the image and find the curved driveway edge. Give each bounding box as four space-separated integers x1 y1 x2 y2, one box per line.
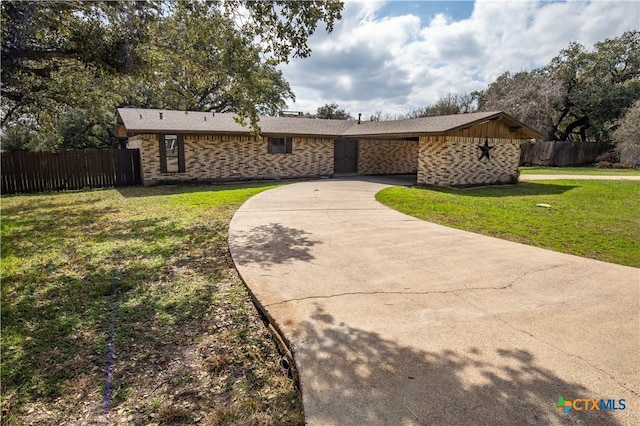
229 176 639 425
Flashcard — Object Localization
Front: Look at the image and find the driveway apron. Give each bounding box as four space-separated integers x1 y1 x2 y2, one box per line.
229 176 639 425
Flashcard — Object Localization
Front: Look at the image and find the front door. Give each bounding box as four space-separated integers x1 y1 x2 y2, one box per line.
334 139 358 174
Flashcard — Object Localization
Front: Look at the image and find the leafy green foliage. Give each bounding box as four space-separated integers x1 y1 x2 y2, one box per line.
56 109 119 149
238 0 343 64
478 31 640 141
0 124 39 151
549 31 640 141
305 102 353 120
1 0 344 148
126 1 295 131
1 1 157 125
406 93 478 118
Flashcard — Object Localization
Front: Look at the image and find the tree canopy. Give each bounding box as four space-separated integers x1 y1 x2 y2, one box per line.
476 69 561 140
1 0 343 150
406 93 477 119
380 31 639 143
2 6 637 150
305 103 353 120
1 1 158 126
478 30 640 141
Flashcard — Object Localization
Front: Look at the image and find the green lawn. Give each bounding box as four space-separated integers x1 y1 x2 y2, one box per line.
520 166 640 175
1 184 303 425
376 180 640 267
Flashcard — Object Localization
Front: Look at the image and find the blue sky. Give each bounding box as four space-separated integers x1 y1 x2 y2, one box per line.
279 0 640 118
380 0 474 21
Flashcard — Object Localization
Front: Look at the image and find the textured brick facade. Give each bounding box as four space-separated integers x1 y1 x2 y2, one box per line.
128 134 333 185
418 135 521 187
416 119 525 187
357 139 418 175
128 118 524 187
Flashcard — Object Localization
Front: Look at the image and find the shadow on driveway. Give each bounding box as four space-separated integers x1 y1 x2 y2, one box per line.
229 223 321 267
297 305 618 425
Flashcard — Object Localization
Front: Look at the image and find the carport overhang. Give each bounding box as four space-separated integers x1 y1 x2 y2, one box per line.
340 112 543 141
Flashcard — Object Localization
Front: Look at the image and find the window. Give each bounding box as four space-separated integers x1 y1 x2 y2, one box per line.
159 134 185 173
268 137 293 154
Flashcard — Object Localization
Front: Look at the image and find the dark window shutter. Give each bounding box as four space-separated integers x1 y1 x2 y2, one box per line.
267 138 273 154
158 134 167 173
286 138 293 153
177 134 186 172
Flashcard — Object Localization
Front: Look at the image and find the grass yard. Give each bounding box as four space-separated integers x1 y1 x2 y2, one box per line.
520 166 640 175
1 184 303 425
376 180 640 268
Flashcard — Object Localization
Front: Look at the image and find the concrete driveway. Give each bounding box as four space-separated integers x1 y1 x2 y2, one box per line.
229 176 639 425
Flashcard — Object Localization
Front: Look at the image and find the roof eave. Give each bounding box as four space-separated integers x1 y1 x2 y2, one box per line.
445 111 543 139
125 129 345 138
343 131 444 139
262 133 345 138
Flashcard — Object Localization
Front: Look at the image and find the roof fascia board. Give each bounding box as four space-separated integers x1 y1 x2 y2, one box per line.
126 129 345 138
343 132 440 139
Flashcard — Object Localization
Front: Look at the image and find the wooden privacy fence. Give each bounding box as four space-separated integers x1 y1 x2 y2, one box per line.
520 140 611 166
1 149 141 194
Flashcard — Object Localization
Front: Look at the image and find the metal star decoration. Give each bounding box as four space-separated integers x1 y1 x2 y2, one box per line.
478 139 494 160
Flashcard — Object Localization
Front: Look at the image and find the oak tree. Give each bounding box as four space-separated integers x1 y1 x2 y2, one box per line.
478 31 640 141
1 0 344 148
306 103 353 120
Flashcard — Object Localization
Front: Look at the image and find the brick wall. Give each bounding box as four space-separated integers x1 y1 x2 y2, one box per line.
358 139 418 174
418 135 521 187
127 122 525 187
129 134 333 185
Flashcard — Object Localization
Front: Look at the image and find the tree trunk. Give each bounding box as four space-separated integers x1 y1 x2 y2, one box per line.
559 116 589 141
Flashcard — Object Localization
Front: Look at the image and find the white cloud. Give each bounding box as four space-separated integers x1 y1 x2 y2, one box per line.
280 0 640 118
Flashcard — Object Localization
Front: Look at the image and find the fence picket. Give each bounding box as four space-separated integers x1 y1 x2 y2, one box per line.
520 141 611 166
0 149 141 195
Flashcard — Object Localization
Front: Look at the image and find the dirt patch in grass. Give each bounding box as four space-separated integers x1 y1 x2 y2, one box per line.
1 184 303 425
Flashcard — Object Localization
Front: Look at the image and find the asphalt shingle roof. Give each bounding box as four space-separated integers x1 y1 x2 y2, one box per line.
117 108 353 137
117 108 541 139
340 111 504 137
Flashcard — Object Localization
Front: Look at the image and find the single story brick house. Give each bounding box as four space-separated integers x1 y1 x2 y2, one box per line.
116 108 541 187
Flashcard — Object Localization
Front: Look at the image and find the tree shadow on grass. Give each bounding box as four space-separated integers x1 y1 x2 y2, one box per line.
2 186 305 423
1 265 151 401
442 182 578 198
293 305 618 425
229 223 321 267
2 197 234 422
